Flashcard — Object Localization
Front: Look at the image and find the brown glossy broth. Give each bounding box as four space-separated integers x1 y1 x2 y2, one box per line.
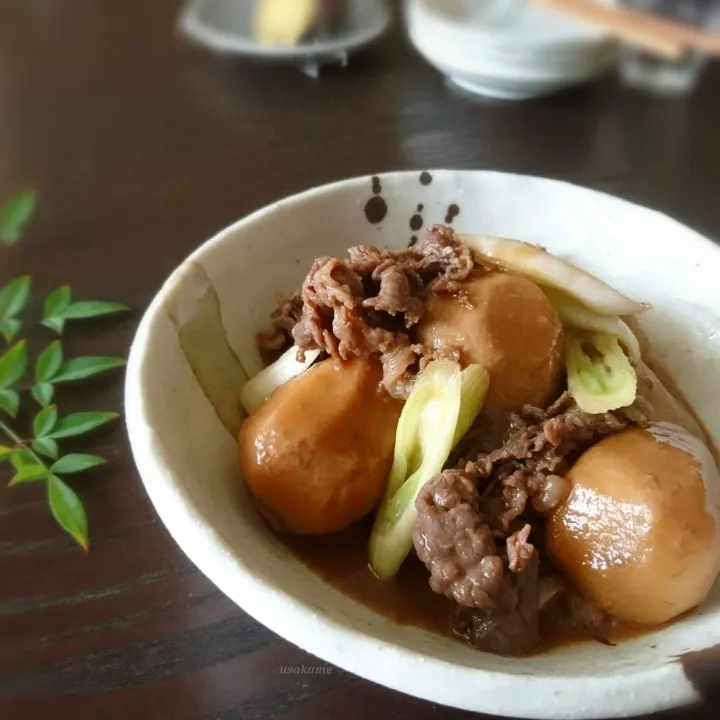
283 518 655 652
283 517 455 636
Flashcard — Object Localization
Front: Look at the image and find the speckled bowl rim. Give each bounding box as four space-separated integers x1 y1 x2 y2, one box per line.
125 171 720 719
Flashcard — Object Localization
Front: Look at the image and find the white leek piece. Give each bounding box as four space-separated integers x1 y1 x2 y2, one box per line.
240 346 320 415
566 331 637 414
458 234 647 317
543 287 642 363
453 364 490 447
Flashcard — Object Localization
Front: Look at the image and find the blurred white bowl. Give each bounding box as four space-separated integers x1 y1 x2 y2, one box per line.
406 0 619 99
126 170 720 718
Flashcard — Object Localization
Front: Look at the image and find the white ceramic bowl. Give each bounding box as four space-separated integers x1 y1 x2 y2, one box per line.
126 171 720 719
405 0 619 100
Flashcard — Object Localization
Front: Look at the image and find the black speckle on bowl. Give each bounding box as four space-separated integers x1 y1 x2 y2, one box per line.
409 235 418 246
419 171 432 186
410 214 423 232
445 203 460 224
371 175 382 195
364 195 387 224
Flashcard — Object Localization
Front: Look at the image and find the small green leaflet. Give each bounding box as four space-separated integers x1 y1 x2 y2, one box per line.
0 356 24 413
31 343 124 401
0 340 27 390
9 463 50 486
41 316 64 334
0 318 21 344
52 454 105 474
0 190 36 246
0 276 31 341
42 288 128 334
0 277 31 318
33 404 58 437
53 356 126 383
11 448 37 471
35 340 63 382
43 285 71 319
0 444 12 461
31 382 54 407
0 389 19 416
32 437 58 460
48 475 89 550
46 411 118 439
41 286 71 333
60 301 128 319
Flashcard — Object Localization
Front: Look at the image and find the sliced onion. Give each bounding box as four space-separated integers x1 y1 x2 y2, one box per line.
240 346 320 415
543 287 641 363
457 234 648 317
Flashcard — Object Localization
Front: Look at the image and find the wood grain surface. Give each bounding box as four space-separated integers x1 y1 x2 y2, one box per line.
1 1 720 718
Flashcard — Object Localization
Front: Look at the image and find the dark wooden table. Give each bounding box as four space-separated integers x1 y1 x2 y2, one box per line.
2 2 720 719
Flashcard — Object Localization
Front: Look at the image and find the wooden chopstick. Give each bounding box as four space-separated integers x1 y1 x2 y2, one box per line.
529 0 720 59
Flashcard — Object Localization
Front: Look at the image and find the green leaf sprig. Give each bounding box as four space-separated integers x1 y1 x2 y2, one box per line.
0 192 128 550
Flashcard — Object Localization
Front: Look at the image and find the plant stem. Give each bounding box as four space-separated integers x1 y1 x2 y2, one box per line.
0 418 46 467
0 418 23 444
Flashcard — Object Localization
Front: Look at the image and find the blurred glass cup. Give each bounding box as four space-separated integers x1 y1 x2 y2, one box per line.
619 0 720 96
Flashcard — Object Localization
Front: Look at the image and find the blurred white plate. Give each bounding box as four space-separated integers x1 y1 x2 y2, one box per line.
180 0 391 60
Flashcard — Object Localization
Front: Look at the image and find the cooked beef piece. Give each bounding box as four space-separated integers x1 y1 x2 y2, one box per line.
528 473 571 513
453 553 540 657
257 293 304 362
368 338 461 399
507 524 534 572
463 392 648 530
414 224 474 294
362 259 426 327
414 470 541 656
259 226 475 397
379 342 424 400
345 245 388 275
518 390 575 422
451 411 514 464
542 402 628 449
414 470 503 609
